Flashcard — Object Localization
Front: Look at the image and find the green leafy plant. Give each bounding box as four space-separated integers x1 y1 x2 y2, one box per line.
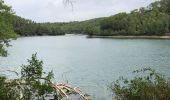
110 68 170 100
20 53 54 99
0 54 90 100
0 0 16 56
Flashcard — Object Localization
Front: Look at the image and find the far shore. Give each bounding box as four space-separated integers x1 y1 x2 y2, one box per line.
87 35 170 39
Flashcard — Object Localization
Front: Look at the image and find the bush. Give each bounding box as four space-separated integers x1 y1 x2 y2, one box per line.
110 68 170 100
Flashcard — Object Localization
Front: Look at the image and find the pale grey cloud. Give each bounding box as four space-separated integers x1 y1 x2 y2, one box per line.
5 0 155 22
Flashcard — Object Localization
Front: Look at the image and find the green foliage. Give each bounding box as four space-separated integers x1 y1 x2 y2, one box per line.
0 54 89 100
98 0 170 36
3 0 170 37
21 53 43 80
21 53 54 99
160 0 170 14
84 24 100 36
12 15 65 36
110 68 170 100
0 54 55 100
62 18 103 34
12 15 104 36
0 76 20 100
0 0 16 56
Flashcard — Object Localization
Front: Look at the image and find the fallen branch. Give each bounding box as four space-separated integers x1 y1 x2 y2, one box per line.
5 77 91 100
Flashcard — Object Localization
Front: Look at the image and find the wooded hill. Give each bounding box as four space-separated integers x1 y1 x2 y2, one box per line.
11 0 170 36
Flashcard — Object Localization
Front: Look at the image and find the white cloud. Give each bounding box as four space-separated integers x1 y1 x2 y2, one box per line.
5 0 155 22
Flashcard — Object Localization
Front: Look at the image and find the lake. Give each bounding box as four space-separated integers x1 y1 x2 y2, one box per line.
0 35 170 100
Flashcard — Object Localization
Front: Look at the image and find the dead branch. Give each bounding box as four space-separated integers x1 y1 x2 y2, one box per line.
5 77 91 100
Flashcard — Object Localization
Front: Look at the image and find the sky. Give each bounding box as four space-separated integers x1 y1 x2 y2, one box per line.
5 0 155 22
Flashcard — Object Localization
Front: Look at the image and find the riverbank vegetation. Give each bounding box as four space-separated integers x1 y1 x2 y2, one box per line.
0 0 16 56
93 0 170 36
12 16 65 36
110 68 170 100
9 0 170 37
0 54 90 100
11 15 103 36
78 0 170 36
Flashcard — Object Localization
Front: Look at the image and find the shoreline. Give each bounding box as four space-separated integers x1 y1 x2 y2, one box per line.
87 35 170 39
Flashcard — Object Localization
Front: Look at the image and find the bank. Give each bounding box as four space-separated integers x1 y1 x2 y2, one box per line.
87 35 170 39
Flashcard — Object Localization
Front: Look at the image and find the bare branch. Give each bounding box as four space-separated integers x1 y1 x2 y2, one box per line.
4 77 91 100
63 0 74 11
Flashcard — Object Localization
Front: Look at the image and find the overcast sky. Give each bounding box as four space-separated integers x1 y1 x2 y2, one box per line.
5 0 155 22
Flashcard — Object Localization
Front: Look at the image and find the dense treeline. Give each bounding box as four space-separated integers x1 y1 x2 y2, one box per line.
12 16 65 36
2 0 170 37
12 16 101 36
12 15 103 36
7 0 170 36
97 0 170 36
62 18 103 34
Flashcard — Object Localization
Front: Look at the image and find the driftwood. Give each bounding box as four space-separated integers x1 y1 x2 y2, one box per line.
5 77 91 100
1 68 91 100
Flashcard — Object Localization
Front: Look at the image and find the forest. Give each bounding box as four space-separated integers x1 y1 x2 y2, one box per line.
12 15 65 36
11 15 103 36
10 0 170 36
99 0 170 36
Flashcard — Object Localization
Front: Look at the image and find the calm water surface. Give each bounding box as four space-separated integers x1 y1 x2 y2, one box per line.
0 35 170 100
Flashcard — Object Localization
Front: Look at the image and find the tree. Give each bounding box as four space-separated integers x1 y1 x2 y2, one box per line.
0 0 16 56
98 0 170 36
160 0 170 14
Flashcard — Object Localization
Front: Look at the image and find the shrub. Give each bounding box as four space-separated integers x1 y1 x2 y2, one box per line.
110 68 170 100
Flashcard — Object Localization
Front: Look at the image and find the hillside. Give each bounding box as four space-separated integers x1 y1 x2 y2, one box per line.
12 0 170 36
